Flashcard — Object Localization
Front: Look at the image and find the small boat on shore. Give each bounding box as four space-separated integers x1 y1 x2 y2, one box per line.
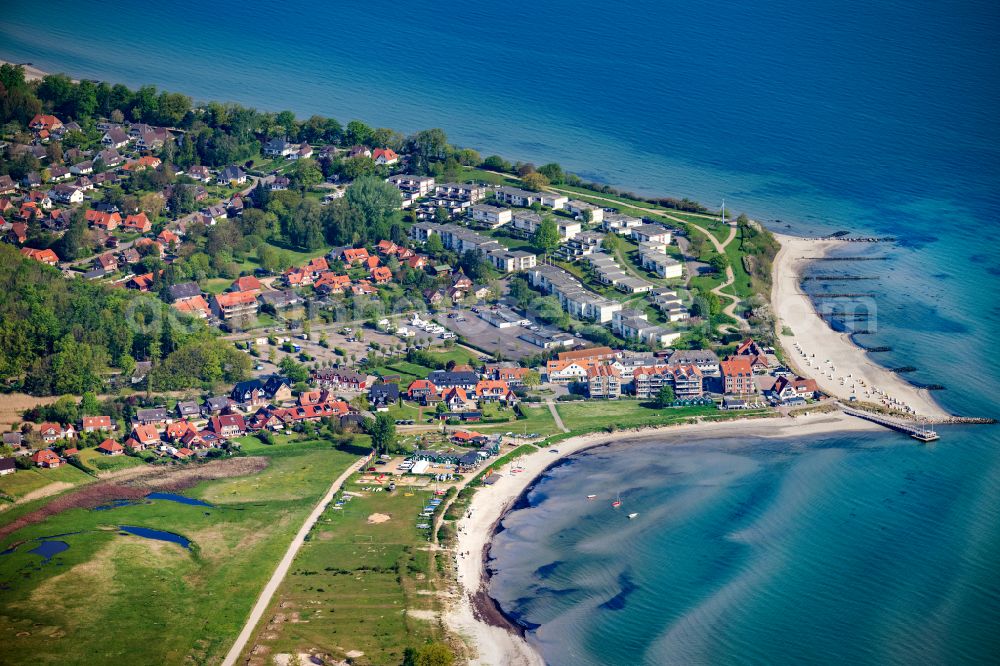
628 513 639 519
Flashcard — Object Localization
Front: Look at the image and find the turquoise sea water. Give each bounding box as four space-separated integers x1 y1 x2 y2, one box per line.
2 1 999 662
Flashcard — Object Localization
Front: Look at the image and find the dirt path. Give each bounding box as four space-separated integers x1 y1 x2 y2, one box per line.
222 455 369 666
546 400 569 433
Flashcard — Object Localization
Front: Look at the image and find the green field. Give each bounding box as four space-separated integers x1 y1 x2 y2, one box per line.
552 400 770 434
242 485 447 665
0 464 94 502
75 449 146 474
0 440 359 666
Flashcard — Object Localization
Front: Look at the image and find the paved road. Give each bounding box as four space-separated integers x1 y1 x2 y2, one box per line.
221 454 369 666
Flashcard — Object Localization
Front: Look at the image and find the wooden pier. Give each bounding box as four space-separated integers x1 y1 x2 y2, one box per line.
840 405 940 441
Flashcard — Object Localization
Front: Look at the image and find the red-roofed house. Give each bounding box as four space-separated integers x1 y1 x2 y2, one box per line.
82 416 114 433
211 291 259 320
32 449 62 468
30 114 63 132
7 222 27 244
232 275 261 293
173 295 211 319
95 253 118 272
407 379 437 402
165 420 197 442
157 229 180 246
209 413 246 439
123 156 161 172
370 266 393 284
372 148 399 165
304 256 329 274
376 240 398 255
131 424 161 448
474 380 513 402
20 247 59 266
97 439 125 456
720 357 755 395
123 212 152 233
87 210 122 231
314 272 351 294
405 255 428 270
38 422 73 443
342 248 370 265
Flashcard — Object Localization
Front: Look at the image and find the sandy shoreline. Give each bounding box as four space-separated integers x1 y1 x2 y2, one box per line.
770 232 949 419
0 59 52 82
444 412 882 665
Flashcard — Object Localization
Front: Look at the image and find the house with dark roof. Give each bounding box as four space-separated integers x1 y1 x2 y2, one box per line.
263 375 293 403
135 407 169 425
427 371 479 391
201 396 232 416
176 401 201 418
369 383 400 410
259 289 302 309
217 165 246 185
231 379 266 408
168 281 202 303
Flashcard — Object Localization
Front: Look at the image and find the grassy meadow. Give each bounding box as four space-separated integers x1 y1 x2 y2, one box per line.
241 485 447 665
0 440 358 666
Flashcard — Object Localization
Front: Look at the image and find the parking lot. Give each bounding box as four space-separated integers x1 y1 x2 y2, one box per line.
437 307 548 360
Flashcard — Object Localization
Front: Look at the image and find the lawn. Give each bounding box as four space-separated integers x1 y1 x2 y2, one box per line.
554 401 719 432
75 449 146 474
0 465 92 501
0 467 92 498
476 403 560 437
241 485 446 665
201 277 231 294
0 441 360 666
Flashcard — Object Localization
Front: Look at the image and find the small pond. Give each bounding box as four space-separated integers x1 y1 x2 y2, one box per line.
119 525 191 549
146 492 212 507
28 540 70 560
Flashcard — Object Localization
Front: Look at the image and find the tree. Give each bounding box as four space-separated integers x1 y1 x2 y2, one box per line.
168 184 197 215
278 356 310 383
521 171 550 191
56 207 87 261
345 120 373 146
80 391 100 416
601 232 621 254
522 370 541 389
533 217 560 255
709 254 730 274
424 234 444 255
345 176 402 230
140 192 166 219
482 155 510 171
654 385 675 408
538 162 564 184
363 412 397 456
289 158 323 189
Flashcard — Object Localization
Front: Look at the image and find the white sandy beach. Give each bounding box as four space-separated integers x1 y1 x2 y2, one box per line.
444 412 882 665
771 233 949 419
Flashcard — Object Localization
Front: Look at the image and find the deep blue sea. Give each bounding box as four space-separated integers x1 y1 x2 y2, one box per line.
2 1 999 662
